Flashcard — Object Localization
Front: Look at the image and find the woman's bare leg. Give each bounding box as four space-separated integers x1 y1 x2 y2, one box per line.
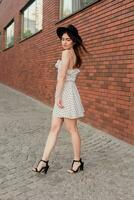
64 118 81 171
32 117 64 171
42 117 64 160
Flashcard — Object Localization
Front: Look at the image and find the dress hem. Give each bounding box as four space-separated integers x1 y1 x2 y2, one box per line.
52 114 85 119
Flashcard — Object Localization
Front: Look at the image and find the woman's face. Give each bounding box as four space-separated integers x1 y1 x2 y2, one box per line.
61 33 74 50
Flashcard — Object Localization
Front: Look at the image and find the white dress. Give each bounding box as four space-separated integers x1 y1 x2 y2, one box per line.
52 59 85 119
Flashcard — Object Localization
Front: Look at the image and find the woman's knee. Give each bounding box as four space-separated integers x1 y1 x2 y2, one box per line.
50 117 63 134
64 119 78 134
50 124 61 134
67 127 78 135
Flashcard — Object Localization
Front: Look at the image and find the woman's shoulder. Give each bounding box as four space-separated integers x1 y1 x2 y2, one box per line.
62 49 71 56
61 49 74 62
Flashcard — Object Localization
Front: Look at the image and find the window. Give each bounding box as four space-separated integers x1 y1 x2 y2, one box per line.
21 0 43 39
5 20 14 48
60 0 99 18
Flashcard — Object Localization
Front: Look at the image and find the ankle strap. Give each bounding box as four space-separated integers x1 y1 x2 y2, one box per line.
73 158 82 162
41 159 49 163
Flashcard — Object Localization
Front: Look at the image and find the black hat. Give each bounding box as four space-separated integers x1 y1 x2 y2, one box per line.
56 24 82 45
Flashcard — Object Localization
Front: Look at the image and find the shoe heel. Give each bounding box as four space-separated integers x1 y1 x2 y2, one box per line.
44 165 49 174
80 162 84 171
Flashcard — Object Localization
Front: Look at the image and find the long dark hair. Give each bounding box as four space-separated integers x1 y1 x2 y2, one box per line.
66 31 88 68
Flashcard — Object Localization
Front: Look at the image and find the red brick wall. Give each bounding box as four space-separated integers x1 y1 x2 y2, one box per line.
0 0 134 144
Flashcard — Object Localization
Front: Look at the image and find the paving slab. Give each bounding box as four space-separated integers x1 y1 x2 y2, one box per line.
0 83 134 200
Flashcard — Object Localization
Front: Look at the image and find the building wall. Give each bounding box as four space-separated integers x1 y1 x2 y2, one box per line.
0 0 133 144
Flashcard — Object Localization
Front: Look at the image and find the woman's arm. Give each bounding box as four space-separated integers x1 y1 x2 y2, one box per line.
55 50 70 103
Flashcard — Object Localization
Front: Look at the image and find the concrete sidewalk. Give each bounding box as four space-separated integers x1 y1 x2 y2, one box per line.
0 83 134 200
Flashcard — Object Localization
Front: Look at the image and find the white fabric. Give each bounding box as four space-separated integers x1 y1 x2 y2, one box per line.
52 59 85 119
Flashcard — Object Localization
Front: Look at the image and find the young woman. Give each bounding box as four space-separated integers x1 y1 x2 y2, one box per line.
32 24 88 174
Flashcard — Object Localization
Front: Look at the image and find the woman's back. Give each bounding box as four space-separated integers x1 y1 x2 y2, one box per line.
68 49 77 70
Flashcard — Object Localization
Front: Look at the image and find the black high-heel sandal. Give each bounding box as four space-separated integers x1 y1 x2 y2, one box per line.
67 158 84 173
32 159 49 174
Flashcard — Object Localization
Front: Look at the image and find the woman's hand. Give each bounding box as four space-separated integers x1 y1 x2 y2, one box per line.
55 97 64 108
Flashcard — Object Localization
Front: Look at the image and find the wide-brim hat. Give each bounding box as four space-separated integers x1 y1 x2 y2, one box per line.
56 24 82 44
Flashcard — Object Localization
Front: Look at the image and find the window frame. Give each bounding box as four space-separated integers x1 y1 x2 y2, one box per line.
59 0 101 20
20 0 43 41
